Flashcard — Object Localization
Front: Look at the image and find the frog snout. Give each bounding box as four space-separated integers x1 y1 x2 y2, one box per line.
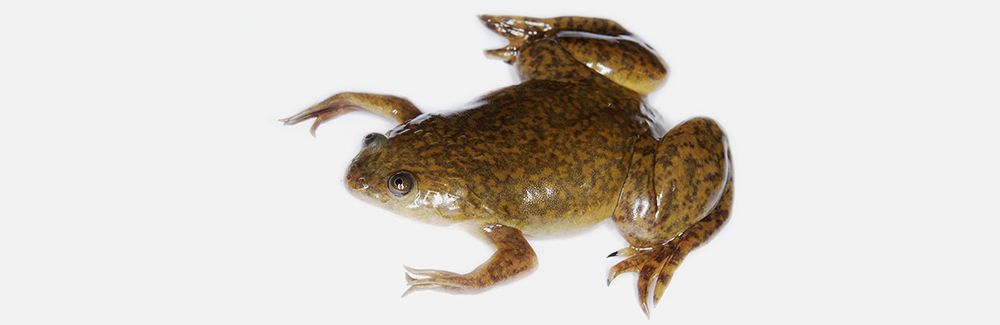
345 168 388 204
345 170 367 192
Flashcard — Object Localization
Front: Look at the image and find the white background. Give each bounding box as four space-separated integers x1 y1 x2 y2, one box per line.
2 1 998 324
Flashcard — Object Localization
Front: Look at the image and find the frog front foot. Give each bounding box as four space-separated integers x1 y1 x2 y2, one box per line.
402 266 476 297
401 224 538 297
279 92 422 136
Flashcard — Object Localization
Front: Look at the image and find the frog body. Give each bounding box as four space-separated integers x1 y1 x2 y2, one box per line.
282 15 733 318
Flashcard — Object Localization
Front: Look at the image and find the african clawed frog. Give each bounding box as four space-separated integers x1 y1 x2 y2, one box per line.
281 15 733 318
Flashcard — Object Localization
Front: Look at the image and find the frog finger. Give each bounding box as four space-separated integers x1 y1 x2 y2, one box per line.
280 92 423 136
397 225 538 297
403 265 461 278
402 272 471 297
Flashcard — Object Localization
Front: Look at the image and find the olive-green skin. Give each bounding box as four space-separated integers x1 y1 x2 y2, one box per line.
282 15 734 318
350 78 652 235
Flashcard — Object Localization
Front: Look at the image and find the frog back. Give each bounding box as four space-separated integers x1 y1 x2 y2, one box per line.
385 79 658 235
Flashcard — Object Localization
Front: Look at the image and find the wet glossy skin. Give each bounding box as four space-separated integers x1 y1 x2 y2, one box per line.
282 15 733 318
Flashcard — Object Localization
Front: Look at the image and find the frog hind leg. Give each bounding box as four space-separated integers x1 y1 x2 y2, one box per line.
280 92 422 136
556 33 667 95
479 15 667 95
478 15 630 59
402 224 537 296
608 117 733 318
609 177 732 318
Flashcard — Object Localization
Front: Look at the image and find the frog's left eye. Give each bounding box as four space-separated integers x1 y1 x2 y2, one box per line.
363 132 387 149
387 171 414 197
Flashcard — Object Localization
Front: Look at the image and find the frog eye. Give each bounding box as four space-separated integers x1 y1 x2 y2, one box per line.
387 171 414 197
362 132 387 149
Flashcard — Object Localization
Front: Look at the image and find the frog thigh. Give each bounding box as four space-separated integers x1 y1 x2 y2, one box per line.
555 34 667 95
617 117 731 248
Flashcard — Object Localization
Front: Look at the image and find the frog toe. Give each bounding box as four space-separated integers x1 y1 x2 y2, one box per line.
607 244 680 318
478 15 556 64
477 15 549 41
483 46 518 64
606 247 642 285
651 256 683 307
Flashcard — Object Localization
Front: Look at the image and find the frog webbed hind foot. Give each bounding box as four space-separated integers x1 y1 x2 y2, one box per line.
607 177 733 318
606 244 679 319
480 15 625 63
478 15 667 95
280 92 422 136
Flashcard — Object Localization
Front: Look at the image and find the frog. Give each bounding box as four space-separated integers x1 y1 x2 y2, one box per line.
281 15 733 318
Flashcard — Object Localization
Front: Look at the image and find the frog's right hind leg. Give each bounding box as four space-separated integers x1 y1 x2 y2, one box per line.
479 15 632 64
479 15 667 95
608 175 733 318
479 15 631 49
280 92 422 136
607 117 732 318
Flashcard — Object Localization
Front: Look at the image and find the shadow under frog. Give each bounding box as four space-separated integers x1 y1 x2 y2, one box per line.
281 15 733 318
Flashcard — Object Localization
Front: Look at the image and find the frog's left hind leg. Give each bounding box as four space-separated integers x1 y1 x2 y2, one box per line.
280 92 422 136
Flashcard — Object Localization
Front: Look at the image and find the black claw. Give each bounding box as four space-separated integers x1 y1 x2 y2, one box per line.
607 251 618 258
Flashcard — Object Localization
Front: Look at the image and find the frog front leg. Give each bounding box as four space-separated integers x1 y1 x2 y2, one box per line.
609 117 733 318
280 92 422 136
403 224 538 296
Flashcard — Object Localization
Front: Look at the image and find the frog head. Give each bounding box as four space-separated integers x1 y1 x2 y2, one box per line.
345 132 469 227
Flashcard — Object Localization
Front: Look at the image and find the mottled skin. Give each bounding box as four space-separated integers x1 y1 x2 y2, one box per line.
281 15 733 318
